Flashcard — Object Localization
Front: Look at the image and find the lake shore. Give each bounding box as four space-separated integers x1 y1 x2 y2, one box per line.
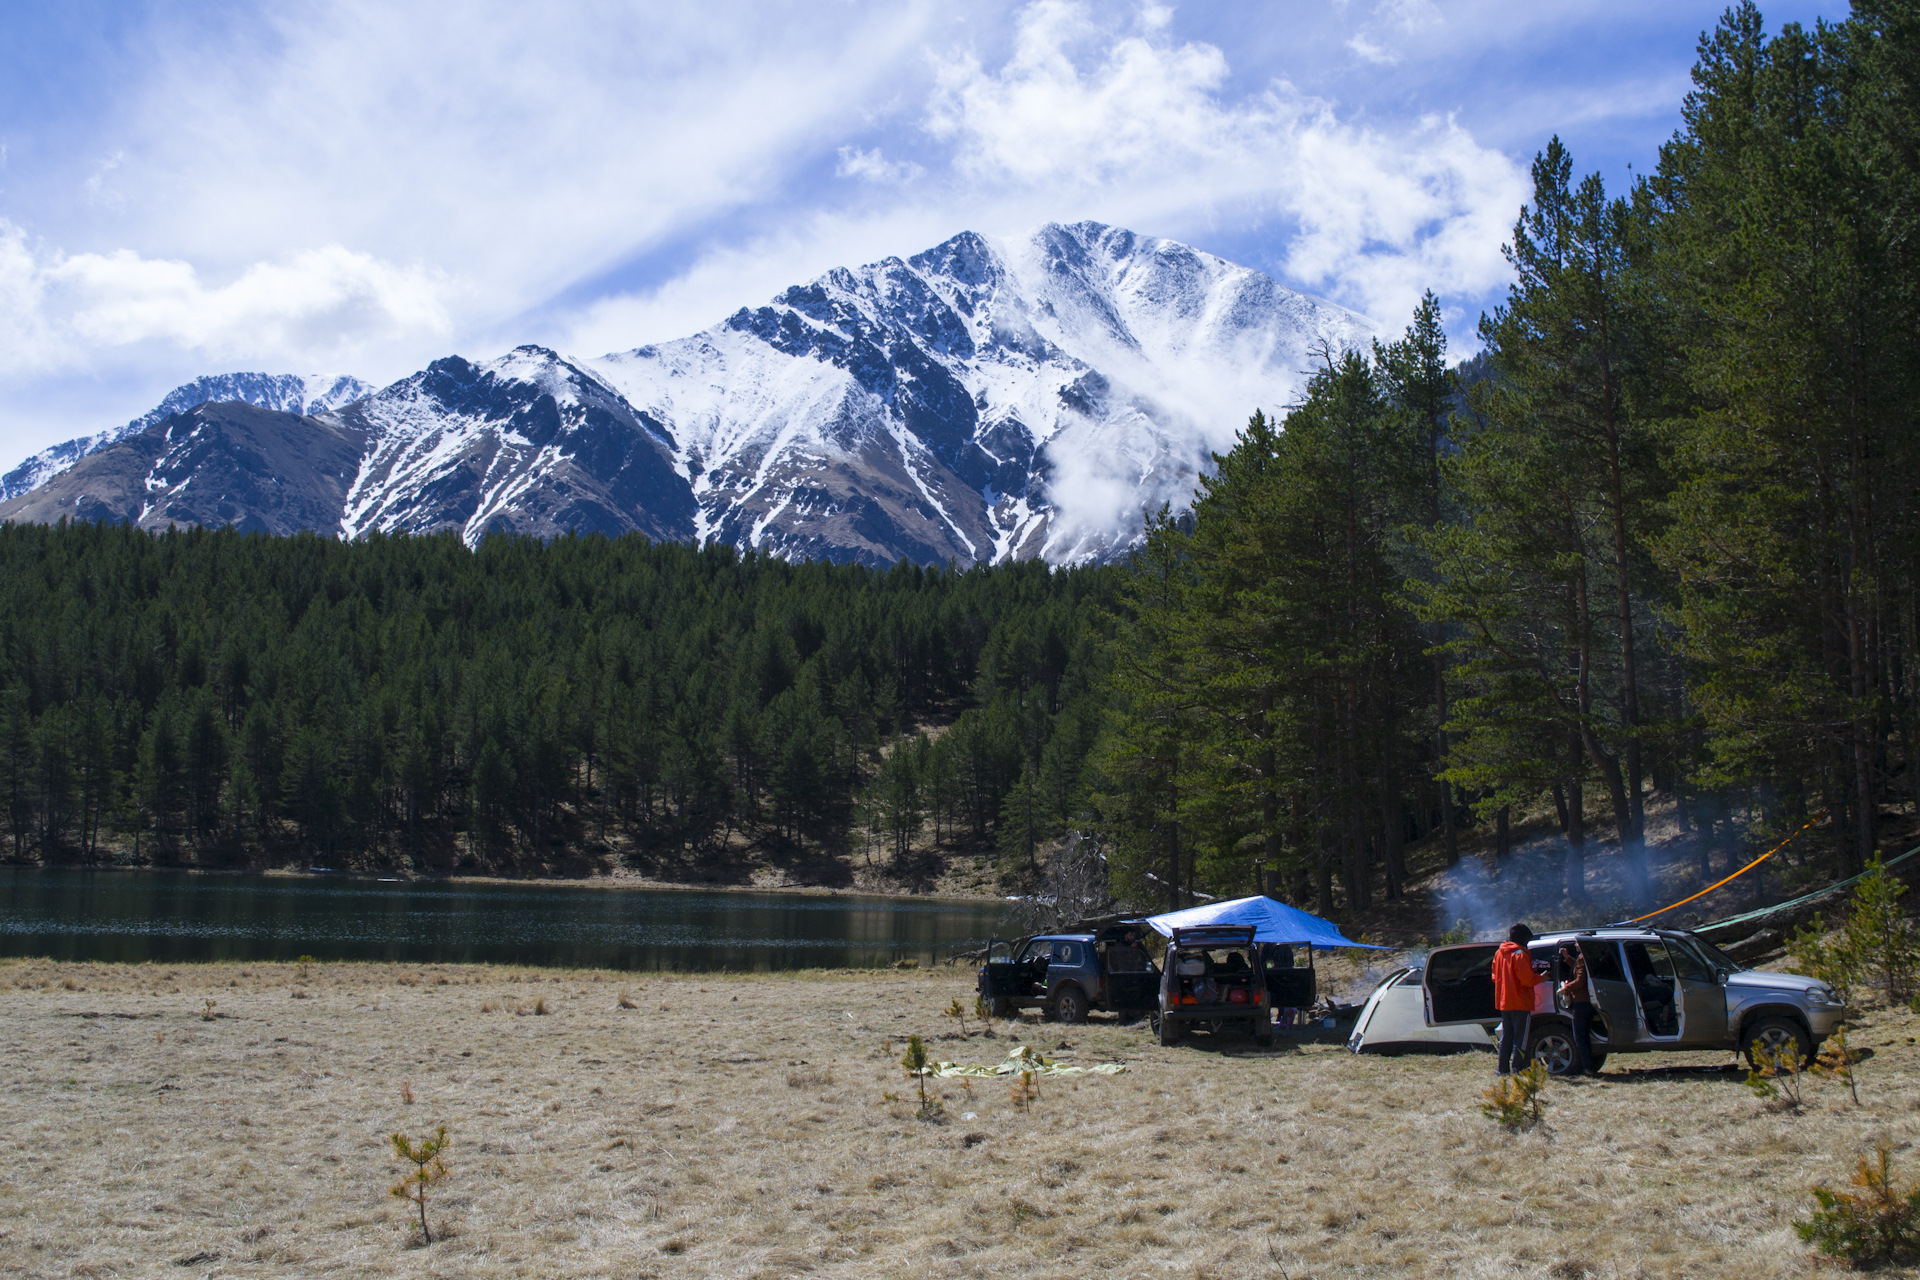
1 954 1908 1279
113 860 1007 907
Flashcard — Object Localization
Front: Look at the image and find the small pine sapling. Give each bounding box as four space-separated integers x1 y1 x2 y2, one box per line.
400 1080 414 1106
201 998 217 1021
974 995 994 1037
1480 1062 1548 1132
1797 1145 1920 1267
1844 859 1920 1004
1009 1069 1040 1113
1747 1041 1806 1110
1811 1023 1862 1105
900 1034 937 1116
389 1125 451 1244
296 954 315 981
946 998 969 1037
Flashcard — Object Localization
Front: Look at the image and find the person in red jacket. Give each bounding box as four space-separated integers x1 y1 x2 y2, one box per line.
1493 923 1546 1074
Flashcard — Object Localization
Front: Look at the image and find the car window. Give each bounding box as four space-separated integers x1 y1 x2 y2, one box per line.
1053 942 1080 965
1582 940 1627 983
1427 946 1495 985
1662 936 1714 983
1624 940 1676 981
1687 933 1745 974
1018 940 1050 964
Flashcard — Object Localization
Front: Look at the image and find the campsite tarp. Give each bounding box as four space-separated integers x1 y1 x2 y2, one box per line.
1143 895 1388 949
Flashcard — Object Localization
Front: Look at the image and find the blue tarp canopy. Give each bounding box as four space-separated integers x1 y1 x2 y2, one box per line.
1143 895 1388 950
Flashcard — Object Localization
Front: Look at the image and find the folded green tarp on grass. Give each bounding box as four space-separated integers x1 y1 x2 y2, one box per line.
923 1045 1127 1078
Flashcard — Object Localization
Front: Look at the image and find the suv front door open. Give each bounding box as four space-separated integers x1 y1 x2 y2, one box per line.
1422 943 1500 1026
982 939 1025 1000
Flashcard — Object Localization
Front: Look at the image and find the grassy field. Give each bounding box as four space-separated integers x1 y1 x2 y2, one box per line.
3 955 1918 1279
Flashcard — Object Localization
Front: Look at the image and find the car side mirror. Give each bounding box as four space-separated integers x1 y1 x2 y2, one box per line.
1714 967 1730 984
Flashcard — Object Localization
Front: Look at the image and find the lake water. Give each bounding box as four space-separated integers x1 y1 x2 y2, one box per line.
0 867 1016 971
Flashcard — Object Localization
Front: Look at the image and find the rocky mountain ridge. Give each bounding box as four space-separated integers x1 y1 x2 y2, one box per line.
0 223 1373 563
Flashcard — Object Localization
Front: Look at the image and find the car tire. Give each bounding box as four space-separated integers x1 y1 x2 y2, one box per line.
1157 1014 1184 1046
1051 985 1089 1025
1742 1015 1812 1069
1529 1024 1578 1077
1254 1017 1274 1047
988 996 1017 1020
1588 1051 1608 1073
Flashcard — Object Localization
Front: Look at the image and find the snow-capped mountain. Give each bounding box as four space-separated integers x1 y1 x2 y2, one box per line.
0 373 373 503
594 223 1373 564
0 223 1373 564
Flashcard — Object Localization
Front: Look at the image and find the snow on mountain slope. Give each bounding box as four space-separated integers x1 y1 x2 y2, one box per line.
336 347 695 544
1 373 373 502
591 221 1374 564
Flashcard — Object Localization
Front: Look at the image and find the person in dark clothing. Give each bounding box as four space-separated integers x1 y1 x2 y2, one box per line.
1105 929 1149 972
1558 943 1597 1077
1492 923 1545 1074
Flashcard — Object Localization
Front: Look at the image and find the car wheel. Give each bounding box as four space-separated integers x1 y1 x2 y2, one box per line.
1529 1025 1578 1076
1051 985 1088 1025
1742 1015 1812 1069
1253 1017 1274 1047
988 996 1017 1020
1157 1014 1184 1046
1588 1051 1608 1073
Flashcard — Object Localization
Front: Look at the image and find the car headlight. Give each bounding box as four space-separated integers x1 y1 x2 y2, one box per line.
1809 987 1840 1006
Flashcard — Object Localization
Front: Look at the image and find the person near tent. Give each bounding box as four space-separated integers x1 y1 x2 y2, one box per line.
1492 923 1547 1075
1557 942 1597 1077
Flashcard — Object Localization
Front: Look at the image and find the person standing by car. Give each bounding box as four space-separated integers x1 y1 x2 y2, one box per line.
1557 942 1597 1077
1493 924 1546 1074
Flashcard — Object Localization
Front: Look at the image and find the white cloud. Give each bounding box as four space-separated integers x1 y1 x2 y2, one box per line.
1346 35 1398 65
0 221 451 373
923 1 1527 325
835 146 926 185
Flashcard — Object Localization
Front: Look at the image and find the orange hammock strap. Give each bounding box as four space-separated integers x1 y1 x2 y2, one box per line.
1627 811 1827 925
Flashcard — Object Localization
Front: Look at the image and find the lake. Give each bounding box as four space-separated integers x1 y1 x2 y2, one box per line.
0 867 1017 971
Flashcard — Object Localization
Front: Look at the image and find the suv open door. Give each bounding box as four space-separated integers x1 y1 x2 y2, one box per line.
1421 943 1501 1028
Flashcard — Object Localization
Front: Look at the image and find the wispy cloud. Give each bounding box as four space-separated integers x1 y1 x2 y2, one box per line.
836 147 926 185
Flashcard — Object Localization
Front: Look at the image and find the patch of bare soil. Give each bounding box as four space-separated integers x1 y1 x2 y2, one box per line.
1 955 1913 1278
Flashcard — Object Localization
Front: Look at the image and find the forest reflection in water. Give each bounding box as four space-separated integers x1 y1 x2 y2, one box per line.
0 868 1015 971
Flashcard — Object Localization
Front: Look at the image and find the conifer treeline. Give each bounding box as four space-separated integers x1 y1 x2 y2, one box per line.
0 522 1112 878
1096 3 1920 913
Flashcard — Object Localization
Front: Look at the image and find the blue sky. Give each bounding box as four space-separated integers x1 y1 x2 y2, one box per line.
0 0 1850 461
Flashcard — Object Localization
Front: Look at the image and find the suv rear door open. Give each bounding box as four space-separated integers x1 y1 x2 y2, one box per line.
1661 933 1729 1047
1422 943 1500 1027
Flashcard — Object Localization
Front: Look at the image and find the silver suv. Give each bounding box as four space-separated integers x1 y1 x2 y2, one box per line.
1421 927 1845 1075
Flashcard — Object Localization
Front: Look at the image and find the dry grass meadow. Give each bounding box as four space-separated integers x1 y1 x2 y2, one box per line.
5 955 1920 1279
